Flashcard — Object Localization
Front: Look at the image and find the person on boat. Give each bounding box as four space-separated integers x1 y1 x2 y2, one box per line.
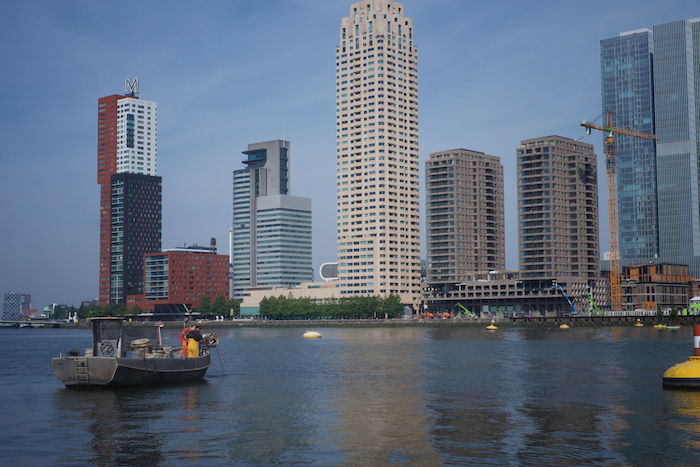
185 326 204 358
180 325 193 358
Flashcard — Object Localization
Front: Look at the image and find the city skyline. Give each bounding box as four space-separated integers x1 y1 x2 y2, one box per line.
1 1 699 310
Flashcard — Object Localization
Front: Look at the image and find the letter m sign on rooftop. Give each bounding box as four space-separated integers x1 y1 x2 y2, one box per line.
125 78 139 95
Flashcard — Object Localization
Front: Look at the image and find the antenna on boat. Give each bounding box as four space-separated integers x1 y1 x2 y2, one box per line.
154 322 164 345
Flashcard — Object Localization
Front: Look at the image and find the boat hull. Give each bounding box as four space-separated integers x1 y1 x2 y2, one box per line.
51 353 210 388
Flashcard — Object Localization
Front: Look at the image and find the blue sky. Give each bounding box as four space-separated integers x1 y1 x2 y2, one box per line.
1 0 698 311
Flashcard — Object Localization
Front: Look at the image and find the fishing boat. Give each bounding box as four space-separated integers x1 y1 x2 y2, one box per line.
52 318 217 388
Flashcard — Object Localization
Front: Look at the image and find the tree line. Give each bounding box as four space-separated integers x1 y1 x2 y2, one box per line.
259 294 404 320
48 294 404 321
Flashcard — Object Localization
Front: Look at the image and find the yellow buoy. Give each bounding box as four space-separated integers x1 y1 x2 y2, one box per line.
663 324 700 388
486 319 497 330
635 318 644 327
303 329 322 339
663 357 700 388
560 324 570 329
653 324 665 329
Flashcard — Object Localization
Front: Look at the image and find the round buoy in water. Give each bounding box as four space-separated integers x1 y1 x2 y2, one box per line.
560 324 569 329
486 319 497 331
663 358 700 388
663 324 700 388
303 329 322 339
635 318 644 327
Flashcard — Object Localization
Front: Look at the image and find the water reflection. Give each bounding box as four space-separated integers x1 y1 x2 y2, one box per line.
332 328 444 466
413 327 639 465
174 385 204 462
26 326 700 466
223 329 334 465
665 389 700 451
52 387 166 467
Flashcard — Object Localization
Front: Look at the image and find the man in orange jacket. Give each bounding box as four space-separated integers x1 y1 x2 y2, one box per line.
180 325 193 358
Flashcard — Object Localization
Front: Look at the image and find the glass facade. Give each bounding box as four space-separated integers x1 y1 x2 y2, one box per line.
600 29 658 260
231 140 311 300
653 19 700 258
601 18 700 277
256 205 313 288
232 168 252 299
145 254 169 300
109 173 162 304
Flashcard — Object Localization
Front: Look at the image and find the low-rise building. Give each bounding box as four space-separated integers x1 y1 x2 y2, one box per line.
620 263 694 311
240 281 340 316
127 242 229 319
423 270 609 317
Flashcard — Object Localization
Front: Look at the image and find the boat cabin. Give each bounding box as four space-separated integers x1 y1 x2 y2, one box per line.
91 318 125 357
89 318 171 358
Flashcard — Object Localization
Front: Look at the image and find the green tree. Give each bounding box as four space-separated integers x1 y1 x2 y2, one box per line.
379 294 404 318
656 304 664 324
669 300 678 324
78 304 87 321
102 304 126 317
212 294 228 317
198 295 212 316
259 296 273 318
228 298 241 317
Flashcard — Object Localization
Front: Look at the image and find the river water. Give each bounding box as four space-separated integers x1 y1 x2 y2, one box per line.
1 325 699 466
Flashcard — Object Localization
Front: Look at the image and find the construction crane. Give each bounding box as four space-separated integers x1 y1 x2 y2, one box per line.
581 110 658 312
581 285 601 316
552 283 575 315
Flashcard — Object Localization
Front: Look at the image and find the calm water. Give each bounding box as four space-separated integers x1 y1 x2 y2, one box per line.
2 325 700 466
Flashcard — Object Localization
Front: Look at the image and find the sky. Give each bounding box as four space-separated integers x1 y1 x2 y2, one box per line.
1 0 698 311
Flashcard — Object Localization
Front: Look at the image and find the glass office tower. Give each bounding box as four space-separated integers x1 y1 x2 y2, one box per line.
653 19 700 258
231 140 312 300
600 29 658 260
601 18 700 277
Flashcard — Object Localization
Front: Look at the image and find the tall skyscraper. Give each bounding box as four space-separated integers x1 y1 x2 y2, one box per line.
601 18 700 276
653 19 700 259
600 28 657 260
426 149 505 288
517 136 599 279
97 80 160 305
336 1 420 307
232 140 312 299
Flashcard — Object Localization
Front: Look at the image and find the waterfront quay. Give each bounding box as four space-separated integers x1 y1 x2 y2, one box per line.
56 314 700 329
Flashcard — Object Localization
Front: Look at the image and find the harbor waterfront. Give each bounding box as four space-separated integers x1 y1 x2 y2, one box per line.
3 325 700 466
